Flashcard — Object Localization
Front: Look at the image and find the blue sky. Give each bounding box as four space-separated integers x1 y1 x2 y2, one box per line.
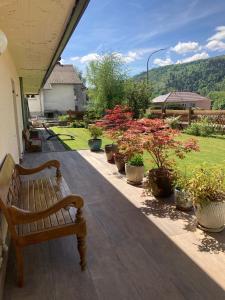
62 0 225 75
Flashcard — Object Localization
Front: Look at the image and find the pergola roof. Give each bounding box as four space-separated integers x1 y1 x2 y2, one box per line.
0 0 89 93
152 92 211 104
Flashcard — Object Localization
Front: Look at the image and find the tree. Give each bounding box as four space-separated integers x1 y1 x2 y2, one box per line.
124 79 152 118
208 91 225 109
86 53 127 114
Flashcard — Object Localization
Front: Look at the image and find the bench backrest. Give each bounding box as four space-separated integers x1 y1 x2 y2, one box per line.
0 154 21 231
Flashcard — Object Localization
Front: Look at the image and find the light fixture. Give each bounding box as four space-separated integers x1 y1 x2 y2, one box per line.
0 30 8 55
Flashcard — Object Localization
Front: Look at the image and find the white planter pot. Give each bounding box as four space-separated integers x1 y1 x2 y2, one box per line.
125 163 144 185
194 201 225 232
175 189 193 211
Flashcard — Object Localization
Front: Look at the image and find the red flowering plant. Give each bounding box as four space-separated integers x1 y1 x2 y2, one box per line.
96 105 133 140
140 118 199 197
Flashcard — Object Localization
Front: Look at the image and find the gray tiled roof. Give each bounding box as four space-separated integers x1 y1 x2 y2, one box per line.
152 92 210 103
43 64 82 89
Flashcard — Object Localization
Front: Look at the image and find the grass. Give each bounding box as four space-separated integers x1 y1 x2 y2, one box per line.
51 127 112 150
52 127 225 176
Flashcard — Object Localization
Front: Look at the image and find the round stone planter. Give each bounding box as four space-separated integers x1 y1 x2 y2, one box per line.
88 138 102 152
105 144 117 163
125 163 144 185
194 201 225 232
175 189 193 211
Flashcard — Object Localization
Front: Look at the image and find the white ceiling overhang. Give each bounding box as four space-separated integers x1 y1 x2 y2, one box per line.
0 0 89 93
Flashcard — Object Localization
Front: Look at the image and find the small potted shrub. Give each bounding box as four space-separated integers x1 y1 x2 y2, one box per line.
88 125 103 151
125 154 144 185
188 167 225 232
174 172 193 211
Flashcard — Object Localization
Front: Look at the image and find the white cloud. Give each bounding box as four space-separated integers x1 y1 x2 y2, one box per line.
153 58 173 67
171 41 201 54
70 56 80 61
176 52 209 64
206 26 225 51
208 26 225 41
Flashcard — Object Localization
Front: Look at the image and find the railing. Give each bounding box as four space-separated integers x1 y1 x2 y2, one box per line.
149 109 225 125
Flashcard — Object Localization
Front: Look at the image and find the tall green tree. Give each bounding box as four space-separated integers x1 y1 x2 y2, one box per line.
124 79 152 118
86 53 127 114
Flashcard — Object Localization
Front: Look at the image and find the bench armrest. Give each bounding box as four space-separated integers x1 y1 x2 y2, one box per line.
16 160 61 178
8 195 84 225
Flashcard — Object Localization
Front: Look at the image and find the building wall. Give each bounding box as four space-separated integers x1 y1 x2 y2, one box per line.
0 50 23 163
43 83 86 114
0 49 23 298
27 94 43 116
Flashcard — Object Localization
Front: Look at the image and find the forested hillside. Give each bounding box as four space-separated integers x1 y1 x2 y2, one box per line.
134 55 225 109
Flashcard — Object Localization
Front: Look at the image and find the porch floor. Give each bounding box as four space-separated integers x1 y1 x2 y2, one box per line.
4 150 225 300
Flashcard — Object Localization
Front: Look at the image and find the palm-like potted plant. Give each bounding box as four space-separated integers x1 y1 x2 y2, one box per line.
125 154 144 185
187 167 225 232
88 125 103 151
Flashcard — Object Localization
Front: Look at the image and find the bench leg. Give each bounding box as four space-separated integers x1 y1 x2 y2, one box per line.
77 236 86 271
15 246 24 287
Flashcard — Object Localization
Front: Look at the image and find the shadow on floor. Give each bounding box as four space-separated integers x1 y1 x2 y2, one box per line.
4 151 225 300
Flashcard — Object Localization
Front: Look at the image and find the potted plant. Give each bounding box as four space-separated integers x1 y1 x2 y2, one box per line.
174 171 193 211
125 154 144 185
96 105 133 162
88 125 103 151
188 167 225 232
142 119 199 198
105 143 118 163
114 151 126 173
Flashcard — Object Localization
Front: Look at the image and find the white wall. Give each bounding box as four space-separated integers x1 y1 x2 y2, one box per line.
0 49 23 294
28 94 43 116
0 50 23 164
43 83 87 113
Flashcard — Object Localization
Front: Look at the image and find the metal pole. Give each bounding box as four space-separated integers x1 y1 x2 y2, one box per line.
146 48 167 84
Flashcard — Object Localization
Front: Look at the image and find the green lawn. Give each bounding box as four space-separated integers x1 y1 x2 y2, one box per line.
52 127 225 176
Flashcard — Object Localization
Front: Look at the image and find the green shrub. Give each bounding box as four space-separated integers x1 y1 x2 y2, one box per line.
71 121 85 128
185 117 215 137
88 125 103 139
58 114 69 122
165 116 180 129
128 154 144 166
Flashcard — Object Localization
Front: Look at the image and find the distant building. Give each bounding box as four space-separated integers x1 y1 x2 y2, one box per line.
28 63 87 118
151 92 211 110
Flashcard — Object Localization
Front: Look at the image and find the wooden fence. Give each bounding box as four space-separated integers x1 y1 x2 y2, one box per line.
149 109 225 125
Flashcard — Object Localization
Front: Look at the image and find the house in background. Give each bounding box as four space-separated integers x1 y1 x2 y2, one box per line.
28 63 87 118
151 91 211 109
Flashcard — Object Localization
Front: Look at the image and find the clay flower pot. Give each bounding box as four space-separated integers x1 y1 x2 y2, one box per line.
148 168 173 198
88 138 102 151
105 144 117 163
114 154 125 173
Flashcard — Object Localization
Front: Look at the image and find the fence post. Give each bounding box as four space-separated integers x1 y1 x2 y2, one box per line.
162 106 166 119
188 108 193 125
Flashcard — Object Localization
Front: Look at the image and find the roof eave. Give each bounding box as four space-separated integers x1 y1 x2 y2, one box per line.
40 0 90 91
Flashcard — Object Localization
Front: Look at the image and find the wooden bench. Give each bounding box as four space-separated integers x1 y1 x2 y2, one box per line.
0 154 86 287
22 129 42 152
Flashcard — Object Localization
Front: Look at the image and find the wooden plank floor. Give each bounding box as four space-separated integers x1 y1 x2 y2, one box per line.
4 151 225 300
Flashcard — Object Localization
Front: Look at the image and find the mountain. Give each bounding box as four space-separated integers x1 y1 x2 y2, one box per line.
134 55 225 108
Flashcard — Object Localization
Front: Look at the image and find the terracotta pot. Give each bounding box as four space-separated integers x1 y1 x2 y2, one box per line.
125 163 144 185
105 144 117 163
194 201 225 232
88 139 102 151
148 168 173 198
175 189 193 211
114 155 125 173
